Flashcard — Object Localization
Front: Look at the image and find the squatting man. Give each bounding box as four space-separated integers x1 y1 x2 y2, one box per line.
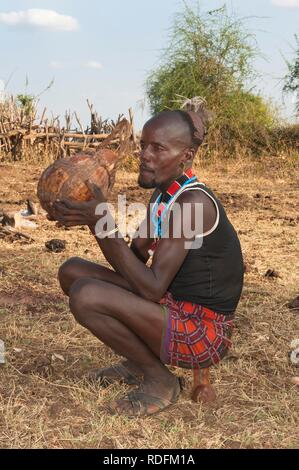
51 109 244 417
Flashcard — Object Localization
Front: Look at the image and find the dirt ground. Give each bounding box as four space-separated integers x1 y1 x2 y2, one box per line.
0 156 298 449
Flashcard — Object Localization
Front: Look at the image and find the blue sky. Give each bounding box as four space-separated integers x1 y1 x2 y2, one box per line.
0 0 298 129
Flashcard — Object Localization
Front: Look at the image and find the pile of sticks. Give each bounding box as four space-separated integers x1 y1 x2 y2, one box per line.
0 97 136 163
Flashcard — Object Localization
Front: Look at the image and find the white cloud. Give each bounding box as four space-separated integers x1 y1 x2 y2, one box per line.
49 60 103 70
0 9 79 31
0 79 4 91
85 61 103 70
49 60 64 69
272 0 299 7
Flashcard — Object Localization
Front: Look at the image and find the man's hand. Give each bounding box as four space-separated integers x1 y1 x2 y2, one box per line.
50 181 107 228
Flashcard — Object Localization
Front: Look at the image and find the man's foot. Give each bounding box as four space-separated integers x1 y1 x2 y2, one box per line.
87 360 143 387
108 374 181 417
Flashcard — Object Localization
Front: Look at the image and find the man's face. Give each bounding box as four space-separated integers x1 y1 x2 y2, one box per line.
138 114 191 190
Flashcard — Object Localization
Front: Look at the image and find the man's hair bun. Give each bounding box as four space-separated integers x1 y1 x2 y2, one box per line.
174 96 213 148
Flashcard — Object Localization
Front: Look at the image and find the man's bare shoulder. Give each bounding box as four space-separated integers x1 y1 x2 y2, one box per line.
173 188 217 234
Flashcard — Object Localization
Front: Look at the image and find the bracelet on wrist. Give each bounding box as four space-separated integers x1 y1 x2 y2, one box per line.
96 227 119 239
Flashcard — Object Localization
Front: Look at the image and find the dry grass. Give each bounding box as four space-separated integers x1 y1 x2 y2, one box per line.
0 155 299 449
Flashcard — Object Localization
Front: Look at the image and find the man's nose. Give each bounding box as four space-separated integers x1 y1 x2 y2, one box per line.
140 146 151 161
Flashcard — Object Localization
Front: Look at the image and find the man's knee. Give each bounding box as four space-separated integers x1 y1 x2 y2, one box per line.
69 278 100 326
58 257 83 294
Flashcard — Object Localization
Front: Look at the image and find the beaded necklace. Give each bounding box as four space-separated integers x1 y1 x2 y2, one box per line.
151 168 198 242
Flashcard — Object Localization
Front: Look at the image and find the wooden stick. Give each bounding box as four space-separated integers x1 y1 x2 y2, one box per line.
63 140 119 147
21 132 109 140
129 108 136 145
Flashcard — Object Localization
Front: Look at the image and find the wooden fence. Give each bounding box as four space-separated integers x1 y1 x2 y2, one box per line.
0 97 136 163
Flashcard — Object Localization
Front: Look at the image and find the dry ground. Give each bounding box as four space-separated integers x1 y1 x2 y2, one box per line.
0 156 298 449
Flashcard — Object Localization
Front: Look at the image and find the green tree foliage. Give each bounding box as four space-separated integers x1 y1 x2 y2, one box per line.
146 4 276 155
17 76 54 119
284 35 299 114
17 93 35 117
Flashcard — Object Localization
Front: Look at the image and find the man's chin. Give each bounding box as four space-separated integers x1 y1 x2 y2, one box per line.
138 175 156 189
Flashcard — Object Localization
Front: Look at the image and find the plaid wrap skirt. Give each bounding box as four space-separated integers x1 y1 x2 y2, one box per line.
159 291 234 370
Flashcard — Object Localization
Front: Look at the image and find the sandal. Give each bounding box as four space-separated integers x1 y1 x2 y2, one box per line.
108 377 181 417
87 362 142 387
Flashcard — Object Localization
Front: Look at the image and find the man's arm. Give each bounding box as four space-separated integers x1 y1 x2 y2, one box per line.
129 188 160 263
52 185 216 301
90 190 216 302
90 189 160 267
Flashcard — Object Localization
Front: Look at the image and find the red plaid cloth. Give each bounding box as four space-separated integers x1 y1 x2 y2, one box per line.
159 292 234 369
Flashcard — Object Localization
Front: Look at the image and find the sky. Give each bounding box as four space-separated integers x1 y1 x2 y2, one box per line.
0 0 299 130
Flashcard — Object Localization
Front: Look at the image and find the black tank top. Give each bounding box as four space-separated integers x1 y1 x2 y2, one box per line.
165 183 244 314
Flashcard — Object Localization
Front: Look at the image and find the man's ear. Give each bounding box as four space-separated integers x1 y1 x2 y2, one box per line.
182 147 195 166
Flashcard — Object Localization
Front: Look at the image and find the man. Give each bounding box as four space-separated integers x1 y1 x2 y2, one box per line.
53 110 244 417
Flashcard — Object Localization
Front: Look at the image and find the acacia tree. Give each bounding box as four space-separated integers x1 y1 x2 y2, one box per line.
146 4 275 154
284 35 299 114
